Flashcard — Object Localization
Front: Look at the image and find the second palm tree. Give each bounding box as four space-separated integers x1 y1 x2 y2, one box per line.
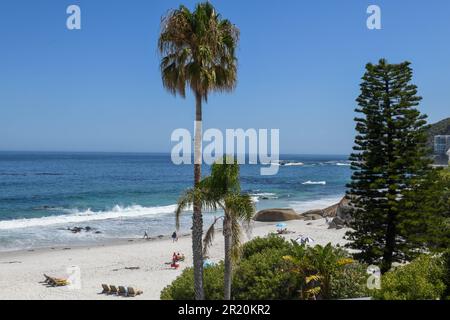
159 2 239 300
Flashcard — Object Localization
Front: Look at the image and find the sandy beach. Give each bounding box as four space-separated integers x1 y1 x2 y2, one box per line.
0 219 349 300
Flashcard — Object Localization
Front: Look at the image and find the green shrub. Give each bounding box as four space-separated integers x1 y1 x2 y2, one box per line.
160 262 224 300
372 255 446 300
442 250 450 299
160 236 372 300
241 234 290 259
330 262 369 299
232 247 301 300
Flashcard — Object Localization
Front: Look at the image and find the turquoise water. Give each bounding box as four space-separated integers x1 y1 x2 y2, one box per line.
0 152 351 251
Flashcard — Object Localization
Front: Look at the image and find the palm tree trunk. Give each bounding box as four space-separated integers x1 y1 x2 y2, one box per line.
223 215 232 300
193 91 204 300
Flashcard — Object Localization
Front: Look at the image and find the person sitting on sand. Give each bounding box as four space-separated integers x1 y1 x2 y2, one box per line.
171 231 178 242
176 252 185 262
171 252 180 269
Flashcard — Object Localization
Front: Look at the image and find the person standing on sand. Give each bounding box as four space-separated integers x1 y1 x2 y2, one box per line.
172 231 178 242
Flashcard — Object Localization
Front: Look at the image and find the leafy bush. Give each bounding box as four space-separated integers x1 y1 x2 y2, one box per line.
330 262 369 299
442 250 450 299
160 263 224 300
372 255 446 300
285 242 366 300
241 234 290 259
161 236 371 300
232 247 300 300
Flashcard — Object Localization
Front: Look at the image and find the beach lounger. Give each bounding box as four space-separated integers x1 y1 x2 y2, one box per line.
43 274 69 287
52 278 69 287
109 285 119 294
118 286 128 296
43 274 53 284
101 284 111 294
127 287 143 297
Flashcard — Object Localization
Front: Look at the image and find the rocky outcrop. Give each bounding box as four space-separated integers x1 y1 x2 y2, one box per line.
328 197 354 229
322 203 339 217
291 196 355 228
253 208 303 222
253 196 355 225
328 216 346 229
302 210 324 221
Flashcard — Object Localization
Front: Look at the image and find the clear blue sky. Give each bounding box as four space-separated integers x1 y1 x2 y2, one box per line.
1 0 449 154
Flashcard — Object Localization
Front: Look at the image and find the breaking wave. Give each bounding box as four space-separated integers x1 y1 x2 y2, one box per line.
0 204 177 230
302 180 327 185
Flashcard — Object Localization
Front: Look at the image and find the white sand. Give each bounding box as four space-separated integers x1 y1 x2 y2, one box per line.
0 219 349 300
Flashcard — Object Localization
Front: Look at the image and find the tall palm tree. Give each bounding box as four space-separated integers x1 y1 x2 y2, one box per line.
158 2 239 300
176 158 254 300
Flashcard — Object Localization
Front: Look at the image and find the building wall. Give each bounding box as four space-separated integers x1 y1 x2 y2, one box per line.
434 135 450 155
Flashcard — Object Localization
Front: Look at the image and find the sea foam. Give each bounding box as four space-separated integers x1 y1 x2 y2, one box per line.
0 204 177 230
302 180 327 185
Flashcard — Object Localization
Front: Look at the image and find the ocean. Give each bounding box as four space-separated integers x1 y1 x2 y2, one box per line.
0 152 351 252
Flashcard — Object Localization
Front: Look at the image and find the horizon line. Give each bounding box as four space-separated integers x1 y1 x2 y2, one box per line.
0 150 351 157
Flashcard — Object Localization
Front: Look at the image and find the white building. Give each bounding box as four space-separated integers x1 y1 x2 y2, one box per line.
434 135 450 155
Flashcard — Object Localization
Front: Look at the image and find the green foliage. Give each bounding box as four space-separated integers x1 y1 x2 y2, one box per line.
158 1 239 100
160 263 225 300
347 59 433 273
330 262 370 299
241 234 290 260
372 255 446 300
400 168 450 255
285 242 368 300
161 236 371 300
232 247 300 300
442 250 450 299
302 244 352 299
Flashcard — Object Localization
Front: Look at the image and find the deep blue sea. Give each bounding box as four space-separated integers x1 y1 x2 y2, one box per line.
0 152 351 252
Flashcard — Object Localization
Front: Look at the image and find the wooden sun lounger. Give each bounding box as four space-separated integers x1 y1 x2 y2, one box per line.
99 284 143 297
43 274 69 287
109 285 119 294
127 287 143 297
43 274 53 284
101 284 111 294
118 286 128 296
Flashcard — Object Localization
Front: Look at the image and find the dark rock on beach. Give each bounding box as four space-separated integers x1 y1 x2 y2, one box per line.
67 226 98 234
302 210 325 221
328 216 346 229
253 208 303 222
253 196 355 226
327 197 354 229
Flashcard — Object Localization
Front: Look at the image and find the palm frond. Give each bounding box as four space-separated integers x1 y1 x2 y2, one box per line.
175 188 196 230
203 216 224 256
337 258 355 266
175 186 218 230
225 193 255 222
158 2 239 100
305 286 321 299
305 274 322 284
